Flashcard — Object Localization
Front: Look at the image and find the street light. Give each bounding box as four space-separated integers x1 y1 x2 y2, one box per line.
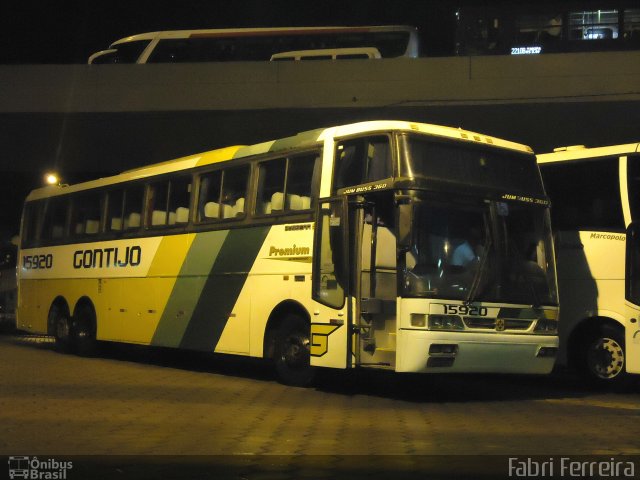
44 172 60 186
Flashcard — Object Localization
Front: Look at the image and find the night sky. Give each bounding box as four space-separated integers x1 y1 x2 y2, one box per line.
1 0 460 64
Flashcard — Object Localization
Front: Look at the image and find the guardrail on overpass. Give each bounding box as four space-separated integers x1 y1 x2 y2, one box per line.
1 51 639 113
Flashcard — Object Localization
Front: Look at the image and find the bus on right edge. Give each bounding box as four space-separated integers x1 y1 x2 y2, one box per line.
538 143 640 386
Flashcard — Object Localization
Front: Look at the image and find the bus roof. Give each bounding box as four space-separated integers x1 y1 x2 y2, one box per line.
110 25 419 47
26 120 533 201
537 142 640 164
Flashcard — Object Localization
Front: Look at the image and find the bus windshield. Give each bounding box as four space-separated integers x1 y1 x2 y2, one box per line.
402 195 558 306
400 134 545 197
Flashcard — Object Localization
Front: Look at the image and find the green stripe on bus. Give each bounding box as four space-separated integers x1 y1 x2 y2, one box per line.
151 230 228 347
178 226 270 351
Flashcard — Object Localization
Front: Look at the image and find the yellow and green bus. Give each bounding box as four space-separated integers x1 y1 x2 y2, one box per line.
17 120 559 385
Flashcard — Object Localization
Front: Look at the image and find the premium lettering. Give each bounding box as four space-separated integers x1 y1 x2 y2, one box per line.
269 244 310 257
73 246 142 269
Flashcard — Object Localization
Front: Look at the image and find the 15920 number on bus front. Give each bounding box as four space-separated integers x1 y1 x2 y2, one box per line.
23 254 53 270
442 304 488 316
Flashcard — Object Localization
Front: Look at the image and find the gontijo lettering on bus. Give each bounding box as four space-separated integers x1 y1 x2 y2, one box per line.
73 246 142 269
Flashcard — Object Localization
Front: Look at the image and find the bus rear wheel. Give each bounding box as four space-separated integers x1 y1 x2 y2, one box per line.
273 315 315 387
50 304 71 352
582 324 628 388
71 302 97 356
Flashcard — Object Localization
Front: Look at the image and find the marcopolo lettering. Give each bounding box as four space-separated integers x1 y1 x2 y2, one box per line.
590 232 626 241
73 246 142 269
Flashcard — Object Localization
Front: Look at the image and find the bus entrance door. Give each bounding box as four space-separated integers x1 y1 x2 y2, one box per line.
312 196 398 370
354 199 398 370
311 197 351 369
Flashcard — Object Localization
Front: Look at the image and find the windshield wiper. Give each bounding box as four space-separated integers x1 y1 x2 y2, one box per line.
465 215 492 306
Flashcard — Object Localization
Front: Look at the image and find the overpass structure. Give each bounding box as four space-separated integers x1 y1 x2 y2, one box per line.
0 51 639 233
1 50 640 169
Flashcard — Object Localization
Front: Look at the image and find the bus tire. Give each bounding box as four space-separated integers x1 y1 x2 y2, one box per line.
71 302 97 357
581 323 629 388
273 315 315 387
50 303 71 352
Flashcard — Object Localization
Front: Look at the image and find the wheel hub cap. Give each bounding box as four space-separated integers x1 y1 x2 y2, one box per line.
589 337 624 379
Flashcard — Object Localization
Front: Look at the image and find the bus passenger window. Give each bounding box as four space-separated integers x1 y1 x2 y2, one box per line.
123 186 144 230
148 181 170 226
257 154 316 215
71 192 103 236
198 170 223 221
198 166 248 221
148 176 191 227
286 154 316 211
21 202 42 246
220 165 249 218
41 196 68 241
333 136 391 192
148 39 191 63
107 190 124 231
112 40 151 63
257 158 286 214
540 159 624 231
169 177 191 225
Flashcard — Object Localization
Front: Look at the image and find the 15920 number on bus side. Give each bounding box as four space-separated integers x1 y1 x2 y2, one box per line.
23 254 53 270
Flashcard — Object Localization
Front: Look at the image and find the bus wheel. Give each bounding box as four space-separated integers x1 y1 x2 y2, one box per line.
583 324 628 387
50 304 71 352
71 302 97 357
273 315 315 387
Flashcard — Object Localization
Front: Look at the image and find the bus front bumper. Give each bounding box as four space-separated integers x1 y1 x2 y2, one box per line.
395 329 559 374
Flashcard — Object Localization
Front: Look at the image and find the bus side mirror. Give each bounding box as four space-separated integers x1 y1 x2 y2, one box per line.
398 203 413 251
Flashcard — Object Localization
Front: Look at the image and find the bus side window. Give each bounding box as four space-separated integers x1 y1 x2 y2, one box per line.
198 170 223 221
148 180 170 226
147 176 192 227
147 39 191 63
169 177 192 225
108 186 145 232
286 153 317 211
41 196 68 241
70 191 103 236
256 154 316 215
123 185 144 230
113 40 151 63
22 202 44 247
107 189 124 232
257 158 287 215
333 136 391 192
540 158 624 231
198 165 249 222
220 165 249 219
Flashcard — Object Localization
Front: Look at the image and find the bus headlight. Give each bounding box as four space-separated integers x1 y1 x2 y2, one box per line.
534 319 558 335
410 313 427 327
428 314 464 331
